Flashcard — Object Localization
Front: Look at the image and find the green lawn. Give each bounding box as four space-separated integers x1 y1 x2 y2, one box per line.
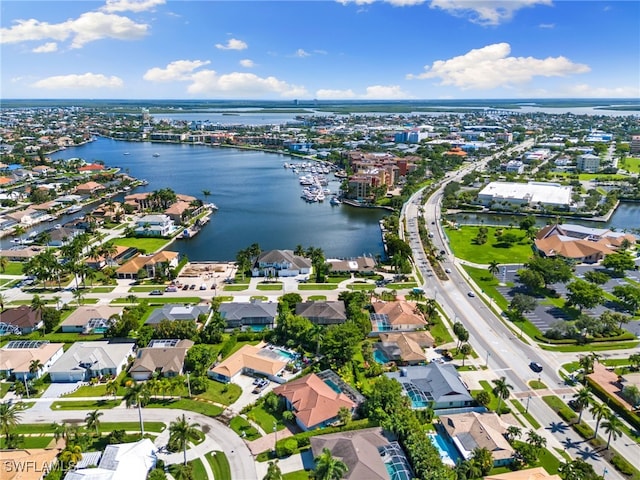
223 285 249 291
462 265 510 311
0 382 12 399
110 296 203 304
510 399 541 429
283 471 311 480
256 283 283 291
195 379 242 405
12 422 165 434
146 398 223 417
246 405 286 433
477 380 511 414
229 415 261 440
50 399 120 410
207 451 231 480
620 157 640 173
89 286 116 293
346 282 376 291
169 459 206 480
445 226 535 264
0 435 54 449
298 283 338 290
112 237 169 252
307 295 327 301
1 261 27 275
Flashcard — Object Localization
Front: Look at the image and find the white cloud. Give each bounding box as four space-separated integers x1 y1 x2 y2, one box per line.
31 72 124 89
101 0 165 13
188 71 308 98
239 59 255 68
338 0 550 24
407 43 590 89
316 89 357 99
215 38 248 50
32 42 58 53
563 84 640 98
538 23 555 28
294 49 311 57
143 60 211 82
363 85 410 99
1 12 149 48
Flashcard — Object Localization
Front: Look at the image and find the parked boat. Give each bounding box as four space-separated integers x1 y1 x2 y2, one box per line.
66 205 82 214
330 196 342 205
152 153 160 157
123 152 130 156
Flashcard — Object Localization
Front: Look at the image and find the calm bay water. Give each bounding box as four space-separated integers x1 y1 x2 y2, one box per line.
50 138 387 261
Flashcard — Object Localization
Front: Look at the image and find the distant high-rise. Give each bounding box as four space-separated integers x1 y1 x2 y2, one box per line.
631 135 640 154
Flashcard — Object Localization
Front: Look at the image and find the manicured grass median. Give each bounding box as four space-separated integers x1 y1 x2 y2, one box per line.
50 399 120 410
146 398 223 417
446 226 534 264
112 237 169 252
207 451 231 480
298 283 338 290
256 283 283 291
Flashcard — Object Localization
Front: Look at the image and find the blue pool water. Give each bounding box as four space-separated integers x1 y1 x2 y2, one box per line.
428 433 461 466
324 379 342 394
276 348 296 360
373 349 390 364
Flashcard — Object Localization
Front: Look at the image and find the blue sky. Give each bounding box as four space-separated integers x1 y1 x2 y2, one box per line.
2 0 639 100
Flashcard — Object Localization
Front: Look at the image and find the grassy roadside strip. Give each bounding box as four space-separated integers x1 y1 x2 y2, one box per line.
510 398 541 429
206 451 231 480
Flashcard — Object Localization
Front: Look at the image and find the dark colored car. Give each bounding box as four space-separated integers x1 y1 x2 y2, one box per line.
529 362 543 373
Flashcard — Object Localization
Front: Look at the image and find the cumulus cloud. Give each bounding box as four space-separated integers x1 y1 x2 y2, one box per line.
31 72 124 89
294 49 311 57
143 60 211 82
188 71 308 98
143 59 307 98
316 89 357 99
239 59 255 68
538 23 555 28
32 42 58 53
1 12 149 48
101 0 165 13
430 0 552 25
363 85 410 99
407 43 590 90
215 38 248 50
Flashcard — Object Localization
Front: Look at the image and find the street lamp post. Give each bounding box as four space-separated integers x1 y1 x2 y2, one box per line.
526 394 532 413
485 351 491 368
273 421 277 457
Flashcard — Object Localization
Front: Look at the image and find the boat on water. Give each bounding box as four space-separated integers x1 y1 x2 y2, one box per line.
66 205 82 214
123 152 130 156
152 153 160 157
54 224 62 229
330 196 342 205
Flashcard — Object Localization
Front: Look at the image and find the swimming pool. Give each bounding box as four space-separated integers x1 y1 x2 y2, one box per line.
428 433 461 466
324 379 342 394
373 349 390 364
276 348 296 360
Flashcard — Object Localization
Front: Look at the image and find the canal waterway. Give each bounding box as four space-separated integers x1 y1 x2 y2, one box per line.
49 138 387 261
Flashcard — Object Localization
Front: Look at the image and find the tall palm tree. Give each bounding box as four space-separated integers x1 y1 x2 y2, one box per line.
85 409 103 436
488 260 500 277
312 447 348 480
29 359 44 378
123 382 150 435
51 422 67 445
59 444 83 469
589 402 611 438
0 256 8 273
601 413 623 449
263 460 283 480
105 380 118 398
572 387 592 423
169 414 201 465
492 376 513 415
171 463 193 480
0 402 22 443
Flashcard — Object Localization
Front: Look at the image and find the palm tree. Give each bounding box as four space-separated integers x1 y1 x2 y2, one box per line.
59 444 83 469
29 359 44 378
601 413 623 449
313 447 348 480
263 460 283 480
492 376 513 415
106 379 118 398
460 343 472 366
171 463 193 480
168 414 201 465
488 260 500 277
72 288 85 307
51 422 67 445
572 387 592 424
506 425 522 442
0 256 8 273
589 402 611 438
85 409 103 436
0 401 22 443
123 382 150 435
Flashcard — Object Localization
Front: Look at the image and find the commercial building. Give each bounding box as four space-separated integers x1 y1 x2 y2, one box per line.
477 181 573 210
576 153 600 173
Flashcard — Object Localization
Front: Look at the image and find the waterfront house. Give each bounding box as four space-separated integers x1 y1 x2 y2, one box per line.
116 250 179 279
273 372 356 431
59 306 123 334
375 331 434 365
144 303 209 327
77 163 105 173
370 300 428 333
129 339 194 381
252 249 312 277
75 181 105 196
6 208 38 226
295 300 347 325
1 306 43 335
87 245 135 269
327 256 377 275
310 428 414 480
218 300 277 329
208 342 288 384
3 245 45 261
63 438 157 480
0 340 64 380
439 411 517 466
49 340 135 382
93 201 124 222
47 227 82 247
134 214 176 237
386 363 473 410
